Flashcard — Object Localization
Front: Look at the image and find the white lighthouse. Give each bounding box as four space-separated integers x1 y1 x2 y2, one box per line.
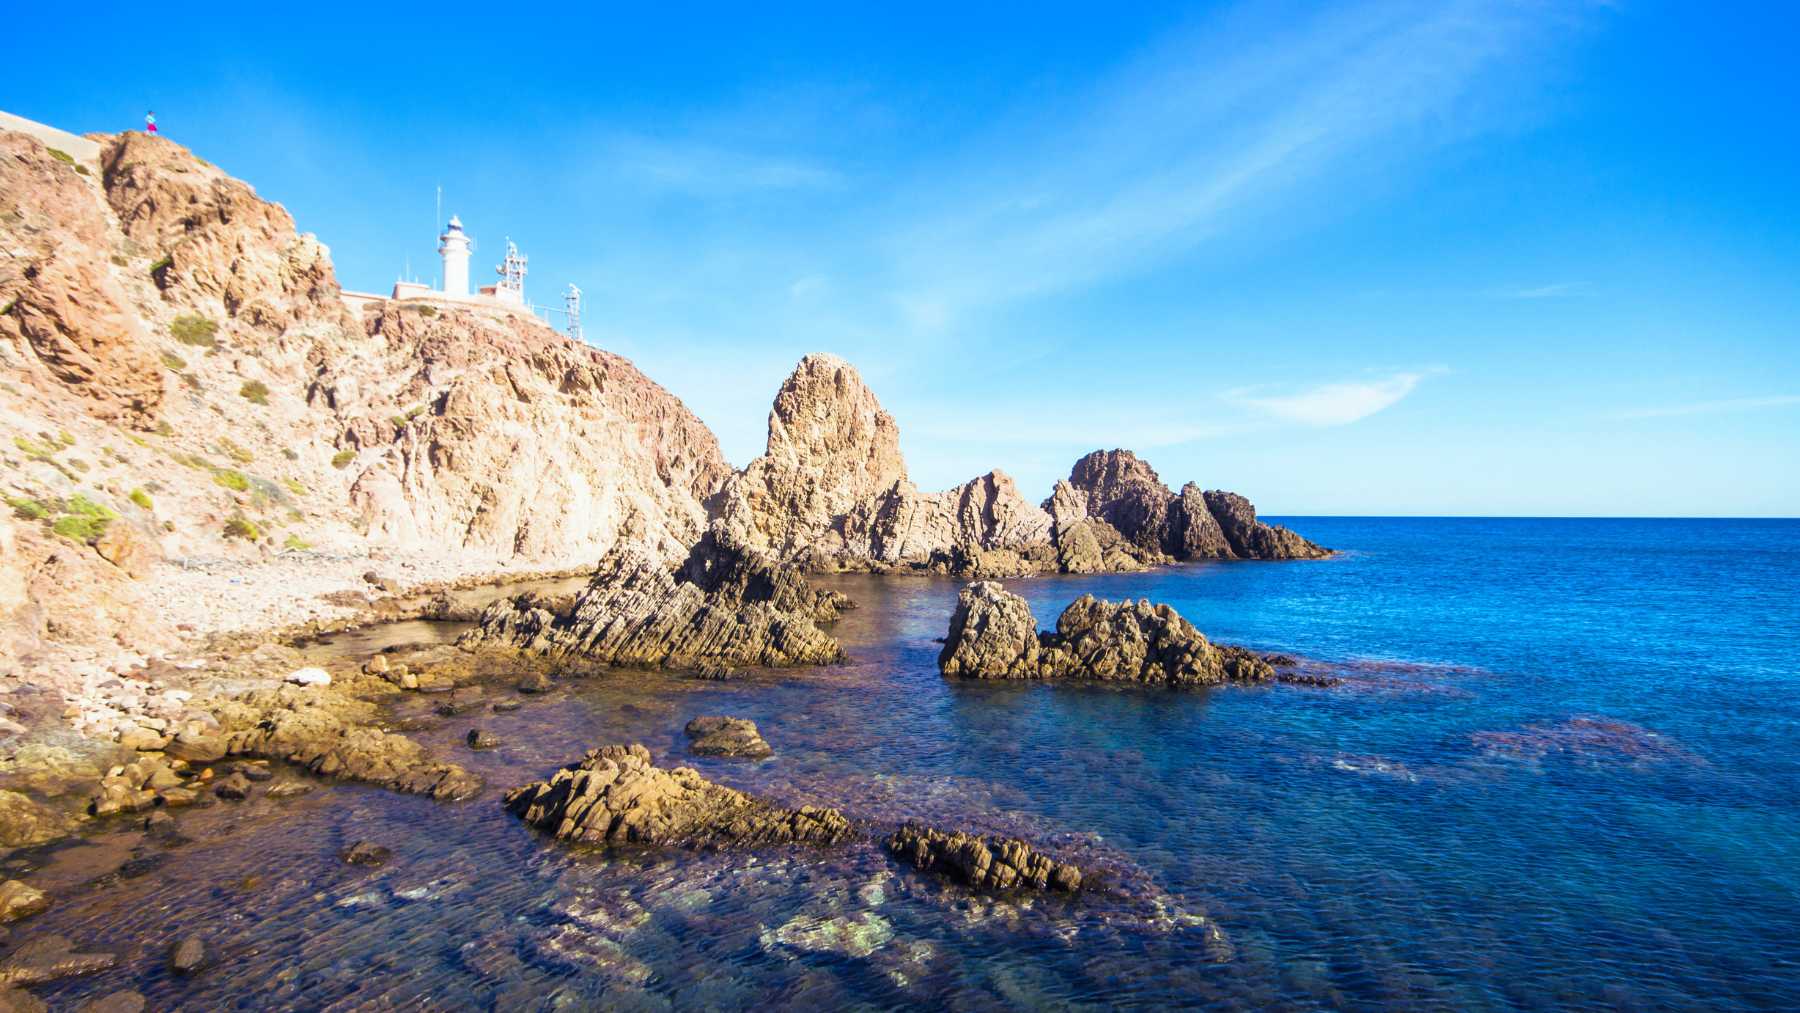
438 215 471 297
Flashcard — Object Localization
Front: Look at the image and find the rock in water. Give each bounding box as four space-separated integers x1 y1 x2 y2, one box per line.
886 824 1083 893
683 716 773 758
0 934 116 986
462 527 846 671
0 792 72 849
73 992 144 1013
465 728 499 750
340 841 392 867
168 934 206 974
0 882 48 924
938 582 1279 686
505 744 852 849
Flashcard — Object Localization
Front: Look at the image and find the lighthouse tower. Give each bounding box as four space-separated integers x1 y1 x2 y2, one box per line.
438 215 471 297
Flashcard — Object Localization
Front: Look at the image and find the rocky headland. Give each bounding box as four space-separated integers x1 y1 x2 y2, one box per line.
939 581 1289 686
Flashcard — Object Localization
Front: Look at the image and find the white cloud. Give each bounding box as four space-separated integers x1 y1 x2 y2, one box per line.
1618 395 1800 419
1229 372 1427 427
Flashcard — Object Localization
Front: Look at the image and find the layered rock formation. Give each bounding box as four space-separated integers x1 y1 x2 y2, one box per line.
886 824 1084 893
712 357 1325 576
504 743 854 848
461 527 847 670
938 581 1280 686
684 716 774 758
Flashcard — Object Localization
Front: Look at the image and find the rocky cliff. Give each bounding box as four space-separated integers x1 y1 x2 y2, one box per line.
0 128 729 684
714 356 1326 575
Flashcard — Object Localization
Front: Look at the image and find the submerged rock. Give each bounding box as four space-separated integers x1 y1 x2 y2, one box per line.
168 934 206 974
0 882 47 924
939 582 1281 686
760 912 894 959
683 716 773 759
886 824 1083 893
0 791 71 849
341 841 392 867
465 729 500 750
73 991 145 1013
462 527 846 671
505 744 852 849
0 934 115 986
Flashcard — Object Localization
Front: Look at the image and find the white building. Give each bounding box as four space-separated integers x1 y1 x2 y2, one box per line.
342 214 535 318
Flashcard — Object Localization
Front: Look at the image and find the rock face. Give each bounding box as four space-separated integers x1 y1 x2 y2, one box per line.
939 581 1279 686
462 527 846 671
0 790 72 848
684 716 773 758
505 744 853 848
0 880 48 924
886 824 1084 893
0 133 161 427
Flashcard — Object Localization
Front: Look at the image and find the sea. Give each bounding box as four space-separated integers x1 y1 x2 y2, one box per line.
15 517 1799 1010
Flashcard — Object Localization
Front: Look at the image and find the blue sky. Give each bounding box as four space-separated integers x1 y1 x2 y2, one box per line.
10 1 1798 515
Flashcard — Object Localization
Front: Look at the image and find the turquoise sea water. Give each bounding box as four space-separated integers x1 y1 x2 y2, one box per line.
17 517 1800 1010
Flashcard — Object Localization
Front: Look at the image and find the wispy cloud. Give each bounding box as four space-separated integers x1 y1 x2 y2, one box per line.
1618 395 1800 419
1501 281 1585 300
602 133 842 195
883 0 1582 329
1228 371 1428 427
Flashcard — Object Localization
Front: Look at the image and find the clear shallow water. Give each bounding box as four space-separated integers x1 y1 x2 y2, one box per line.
13 518 1800 1010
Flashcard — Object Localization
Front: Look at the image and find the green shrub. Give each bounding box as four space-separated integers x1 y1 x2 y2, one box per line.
51 495 117 544
219 438 254 464
6 497 51 521
75 164 90 177
57 431 75 447
223 515 261 541
182 373 202 391
415 304 438 317
281 478 305 496
281 448 299 461
111 254 129 267
129 487 153 510
331 449 355 469
155 421 175 437
13 436 53 460
282 534 311 551
148 255 173 276
239 380 270 405
170 314 217 348
46 148 74 165
68 458 89 473
211 468 250 492
160 351 187 370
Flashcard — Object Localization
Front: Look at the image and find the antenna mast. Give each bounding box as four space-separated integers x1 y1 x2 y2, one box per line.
565 284 583 342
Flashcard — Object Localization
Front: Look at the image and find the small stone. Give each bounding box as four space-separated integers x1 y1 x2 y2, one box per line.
340 841 391 867
286 667 332 687
168 934 206 974
490 699 521 713
0 985 48 1013
158 787 197 807
236 762 274 782
516 671 551 694
0 881 48 924
116 726 167 752
465 729 499 750
165 733 226 763
213 773 253 801
265 782 314 799
364 654 390 675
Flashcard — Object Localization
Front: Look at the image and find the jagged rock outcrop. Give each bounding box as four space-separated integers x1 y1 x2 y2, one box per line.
939 581 1279 685
505 743 853 848
886 824 1084 893
1053 450 1329 564
461 527 846 670
714 354 1054 572
712 358 1323 576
